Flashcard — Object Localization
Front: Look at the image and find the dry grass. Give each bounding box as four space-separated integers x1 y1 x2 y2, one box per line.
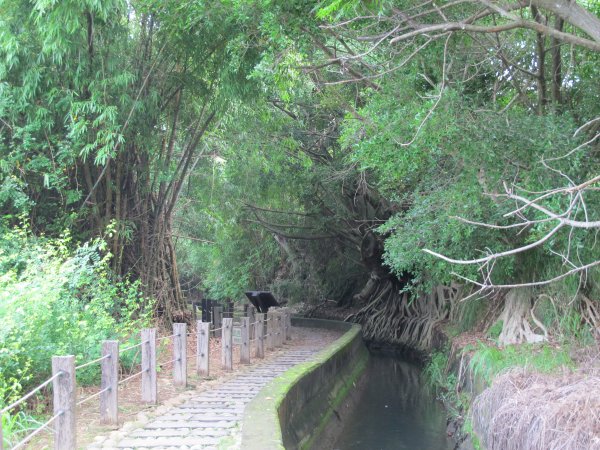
472 363 600 450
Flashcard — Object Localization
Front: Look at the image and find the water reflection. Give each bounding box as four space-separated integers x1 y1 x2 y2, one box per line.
332 354 452 450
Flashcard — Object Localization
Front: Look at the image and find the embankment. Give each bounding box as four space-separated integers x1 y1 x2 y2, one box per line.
241 318 368 450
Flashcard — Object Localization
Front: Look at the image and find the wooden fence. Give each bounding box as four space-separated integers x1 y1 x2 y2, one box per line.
0 307 292 450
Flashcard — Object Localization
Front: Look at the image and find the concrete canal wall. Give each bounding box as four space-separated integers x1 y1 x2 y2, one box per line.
241 318 368 450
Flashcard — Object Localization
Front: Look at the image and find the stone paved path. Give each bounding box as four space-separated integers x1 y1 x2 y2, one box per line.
94 327 338 450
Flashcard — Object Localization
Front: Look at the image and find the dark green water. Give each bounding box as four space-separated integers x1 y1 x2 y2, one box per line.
332 354 453 450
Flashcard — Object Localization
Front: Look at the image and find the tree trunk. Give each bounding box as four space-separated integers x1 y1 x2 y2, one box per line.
497 288 546 345
551 17 564 109
532 6 548 115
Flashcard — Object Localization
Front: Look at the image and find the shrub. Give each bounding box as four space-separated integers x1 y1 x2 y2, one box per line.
0 226 153 414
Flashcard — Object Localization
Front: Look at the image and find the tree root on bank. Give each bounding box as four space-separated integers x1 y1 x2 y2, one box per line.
497 288 547 345
580 294 600 348
346 279 452 351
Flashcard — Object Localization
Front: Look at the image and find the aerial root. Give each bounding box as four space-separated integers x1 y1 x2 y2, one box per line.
498 288 547 345
348 280 451 351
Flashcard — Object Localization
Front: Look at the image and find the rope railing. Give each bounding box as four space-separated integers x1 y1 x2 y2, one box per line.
10 411 63 450
161 356 181 367
76 386 111 407
119 340 149 354
0 372 62 416
118 368 147 386
157 333 177 342
75 354 110 371
0 307 292 450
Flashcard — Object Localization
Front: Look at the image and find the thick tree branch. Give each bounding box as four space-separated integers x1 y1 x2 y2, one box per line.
389 20 600 52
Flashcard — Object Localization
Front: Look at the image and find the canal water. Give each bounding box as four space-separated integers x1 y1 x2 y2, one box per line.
331 353 453 450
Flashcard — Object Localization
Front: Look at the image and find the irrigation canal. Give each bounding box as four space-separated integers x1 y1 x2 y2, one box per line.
89 321 452 449
330 353 452 450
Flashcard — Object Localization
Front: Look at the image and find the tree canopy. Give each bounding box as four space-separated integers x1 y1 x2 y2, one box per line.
1 0 599 338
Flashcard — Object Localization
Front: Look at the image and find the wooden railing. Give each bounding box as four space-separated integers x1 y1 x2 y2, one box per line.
0 307 291 450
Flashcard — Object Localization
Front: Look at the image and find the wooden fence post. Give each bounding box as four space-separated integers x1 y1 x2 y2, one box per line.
281 308 288 341
256 313 265 358
248 306 256 340
280 307 289 341
197 321 210 377
274 311 282 347
100 341 119 425
271 310 278 348
221 318 233 371
213 306 223 337
274 311 280 348
173 323 187 386
278 311 284 346
266 312 274 351
249 320 255 357
141 328 157 404
240 317 250 364
286 308 292 340
52 355 76 450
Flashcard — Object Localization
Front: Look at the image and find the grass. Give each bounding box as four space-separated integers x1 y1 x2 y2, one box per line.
1 410 50 449
468 342 574 385
423 338 576 447
423 349 470 418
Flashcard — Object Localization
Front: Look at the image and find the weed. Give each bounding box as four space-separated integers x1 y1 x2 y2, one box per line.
0 227 154 444
423 350 469 419
486 320 502 341
469 342 573 385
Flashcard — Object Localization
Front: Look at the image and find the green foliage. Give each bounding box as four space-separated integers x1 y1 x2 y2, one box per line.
558 309 594 344
423 350 451 390
534 274 600 344
462 419 482 450
423 350 469 418
0 0 129 227
426 340 574 443
460 298 488 332
468 342 574 385
174 142 283 301
175 0 600 319
0 225 152 442
175 82 364 304
486 320 503 341
342 72 595 290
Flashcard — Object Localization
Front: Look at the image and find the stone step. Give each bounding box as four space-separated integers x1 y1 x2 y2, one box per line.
130 428 230 438
144 414 239 422
146 420 236 429
117 436 223 447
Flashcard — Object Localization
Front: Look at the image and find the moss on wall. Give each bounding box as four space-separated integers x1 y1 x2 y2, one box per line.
241 319 368 450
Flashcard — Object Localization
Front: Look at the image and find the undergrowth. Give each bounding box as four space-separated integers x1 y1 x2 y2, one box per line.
468 342 574 385
423 349 469 419
0 225 154 448
424 339 575 449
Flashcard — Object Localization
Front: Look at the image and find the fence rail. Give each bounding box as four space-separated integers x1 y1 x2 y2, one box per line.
0 306 291 450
